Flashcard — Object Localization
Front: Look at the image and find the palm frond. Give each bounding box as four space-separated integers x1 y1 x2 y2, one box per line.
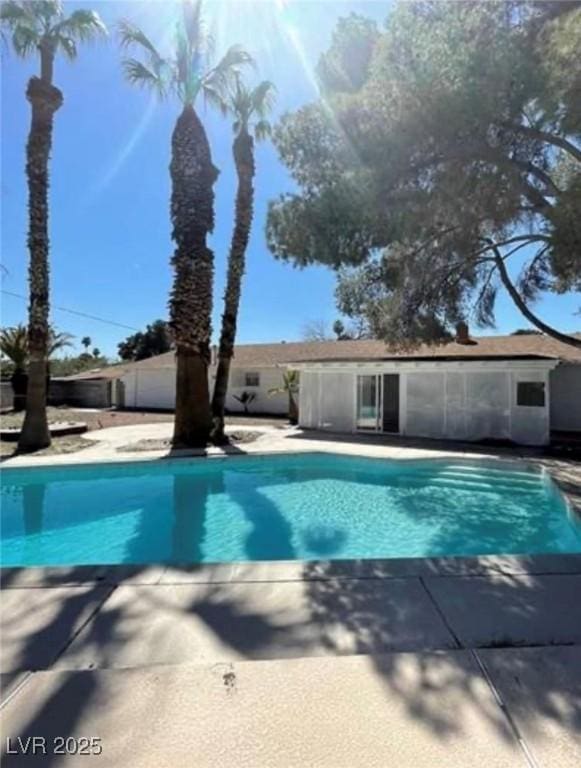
254 119 272 141
122 56 167 96
0 324 28 369
251 80 276 118
226 76 275 137
118 19 161 60
174 24 190 89
48 327 74 357
204 43 254 94
11 23 39 56
24 1 62 28
54 9 107 43
0 1 35 29
1 0 41 57
182 0 203 54
202 82 228 115
57 34 76 60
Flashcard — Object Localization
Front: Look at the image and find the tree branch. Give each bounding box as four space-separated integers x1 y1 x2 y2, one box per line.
509 124 581 163
471 234 551 260
510 159 560 196
490 244 581 348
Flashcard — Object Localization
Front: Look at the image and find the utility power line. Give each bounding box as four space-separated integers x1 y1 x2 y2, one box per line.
1 290 140 332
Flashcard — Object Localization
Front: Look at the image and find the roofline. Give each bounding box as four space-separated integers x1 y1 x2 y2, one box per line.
289 354 559 364
290 357 561 373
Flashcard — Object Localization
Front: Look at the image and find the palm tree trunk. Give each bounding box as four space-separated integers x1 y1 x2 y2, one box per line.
18 76 63 453
212 129 255 443
170 105 218 447
289 391 299 425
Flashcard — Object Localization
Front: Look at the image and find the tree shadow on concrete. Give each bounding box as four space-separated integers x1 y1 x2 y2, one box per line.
285 427 541 458
301 558 581 744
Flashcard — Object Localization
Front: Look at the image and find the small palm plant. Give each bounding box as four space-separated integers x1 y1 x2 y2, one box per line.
212 75 276 442
1 0 106 450
119 1 253 447
1 325 29 411
269 370 300 424
1 324 73 410
233 390 256 415
0 325 29 374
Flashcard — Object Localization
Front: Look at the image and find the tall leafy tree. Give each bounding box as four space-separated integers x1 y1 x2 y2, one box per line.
211 75 275 442
119 1 252 446
1 0 107 451
117 319 172 361
268 2 581 348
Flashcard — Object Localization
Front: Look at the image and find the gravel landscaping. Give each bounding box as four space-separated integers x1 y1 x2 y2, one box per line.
116 430 264 453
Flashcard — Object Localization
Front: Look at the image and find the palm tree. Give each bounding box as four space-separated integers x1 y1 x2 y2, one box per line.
0 324 29 411
119 1 253 447
211 75 275 442
48 328 73 357
269 370 299 425
1 1 106 451
0 324 73 410
0 325 29 373
1 324 73 363
81 335 91 352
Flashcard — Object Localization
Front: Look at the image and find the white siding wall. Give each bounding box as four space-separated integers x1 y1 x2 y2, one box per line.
298 363 553 446
121 365 291 415
406 372 446 438
405 369 549 445
299 371 321 428
219 367 289 415
550 363 581 432
122 368 176 410
510 369 550 445
320 373 355 432
299 371 355 431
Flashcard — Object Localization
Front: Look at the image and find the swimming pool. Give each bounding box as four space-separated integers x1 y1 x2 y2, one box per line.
1 453 580 567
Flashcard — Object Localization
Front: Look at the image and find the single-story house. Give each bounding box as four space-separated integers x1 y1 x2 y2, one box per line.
53 344 306 414
291 329 581 446
54 330 580 446
117 344 304 414
49 374 119 409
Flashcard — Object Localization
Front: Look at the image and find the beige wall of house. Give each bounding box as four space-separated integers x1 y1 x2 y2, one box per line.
120 364 291 415
550 363 581 432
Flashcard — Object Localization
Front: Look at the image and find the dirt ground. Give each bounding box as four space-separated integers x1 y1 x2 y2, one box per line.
0 407 288 459
1 407 288 432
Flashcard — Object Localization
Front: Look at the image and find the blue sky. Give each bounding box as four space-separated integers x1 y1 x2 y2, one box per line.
1 0 579 358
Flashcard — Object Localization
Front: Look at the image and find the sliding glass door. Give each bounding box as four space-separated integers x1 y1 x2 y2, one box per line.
356 375 380 431
356 374 400 433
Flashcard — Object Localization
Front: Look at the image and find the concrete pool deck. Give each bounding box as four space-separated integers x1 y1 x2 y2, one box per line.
1 433 581 766
1 554 581 767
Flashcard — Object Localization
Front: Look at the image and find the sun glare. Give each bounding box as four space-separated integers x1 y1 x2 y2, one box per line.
92 0 317 196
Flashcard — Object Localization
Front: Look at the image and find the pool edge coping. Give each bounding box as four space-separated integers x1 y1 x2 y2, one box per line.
2 553 581 589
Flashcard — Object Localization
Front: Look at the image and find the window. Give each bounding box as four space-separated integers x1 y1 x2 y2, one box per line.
517 381 545 407
244 372 260 387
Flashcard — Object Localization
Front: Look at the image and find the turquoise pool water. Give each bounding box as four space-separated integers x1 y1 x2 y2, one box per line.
1 453 580 567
